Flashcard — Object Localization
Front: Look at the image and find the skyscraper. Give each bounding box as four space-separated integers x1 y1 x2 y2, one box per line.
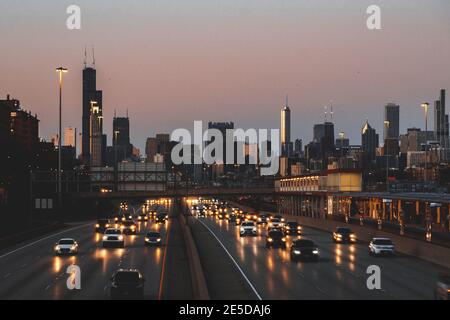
384 103 400 157
113 115 132 162
361 120 379 163
82 55 103 165
384 103 400 140
281 98 291 156
434 89 449 148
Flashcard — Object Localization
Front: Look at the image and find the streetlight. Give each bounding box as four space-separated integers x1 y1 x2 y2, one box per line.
421 103 430 183
56 67 68 209
384 120 390 192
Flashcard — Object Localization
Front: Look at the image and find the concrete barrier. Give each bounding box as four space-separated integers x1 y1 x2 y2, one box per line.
178 214 210 300
0 222 64 251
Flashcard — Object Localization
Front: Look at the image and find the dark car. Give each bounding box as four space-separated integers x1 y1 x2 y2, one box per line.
110 269 145 299
266 230 286 249
274 214 286 223
95 219 111 233
290 239 319 262
120 220 137 235
145 232 162 246
155 213 168 224
284 222 302 236
333 227 356 243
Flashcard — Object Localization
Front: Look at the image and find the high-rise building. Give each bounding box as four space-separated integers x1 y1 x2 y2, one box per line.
294 139 303 156
384 103 400 140
145 137 158 163
434 89 449 149
384 103 400 157
281 100 291 156
82 60 103 165
113 116 132 162
89 103 103 167
64 127 76 147
361 120 379 163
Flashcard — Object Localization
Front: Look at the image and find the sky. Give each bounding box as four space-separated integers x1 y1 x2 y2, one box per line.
1 0 450 152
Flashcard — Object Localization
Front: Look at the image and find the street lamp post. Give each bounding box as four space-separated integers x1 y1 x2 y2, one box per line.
384 120 390 192
421 103 430 184
114 130 119 192
56 67 68 210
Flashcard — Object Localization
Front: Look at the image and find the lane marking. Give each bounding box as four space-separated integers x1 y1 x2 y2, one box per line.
158 221 171 300
197 218 263 301
0 222 92 260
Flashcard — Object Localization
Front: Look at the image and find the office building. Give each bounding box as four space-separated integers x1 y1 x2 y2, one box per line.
281 100 291 156
89 103 103 167
64 127 76 147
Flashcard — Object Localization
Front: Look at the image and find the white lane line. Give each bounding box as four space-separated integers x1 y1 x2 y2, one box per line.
0 223 92 259
196 218 263 301
3 273 12 279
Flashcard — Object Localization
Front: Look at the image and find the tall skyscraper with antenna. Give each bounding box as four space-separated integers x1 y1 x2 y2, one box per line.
281 95 292 156
82 47 103 165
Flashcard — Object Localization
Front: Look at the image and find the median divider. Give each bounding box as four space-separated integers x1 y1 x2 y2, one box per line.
178 213 210 300
0 222 64 251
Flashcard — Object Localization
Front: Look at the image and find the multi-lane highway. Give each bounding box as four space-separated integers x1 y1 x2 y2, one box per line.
0 205 192 300
192 213 449 300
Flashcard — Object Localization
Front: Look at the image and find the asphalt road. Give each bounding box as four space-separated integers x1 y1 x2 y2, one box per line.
0 205 192 300
195 215 449 300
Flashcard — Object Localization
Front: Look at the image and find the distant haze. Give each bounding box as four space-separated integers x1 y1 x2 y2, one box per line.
0 0 449 151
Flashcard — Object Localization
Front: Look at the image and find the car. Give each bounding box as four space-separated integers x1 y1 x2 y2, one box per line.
240 221 257 237
268 218 283 229
290 239 319 262
217 211 225 220
266 229 286 249
198 209 206 218
103 228 125 248
155 213 168 223
257 214 268 224
369 238 395 256
274 214 286 223
95 219 111 233
435 275 450 300
110 269 145 299
283 222 302 236
145 232 162 246
120 220 137 235
54 238 78 255
137 213 148 222
333 227 356 243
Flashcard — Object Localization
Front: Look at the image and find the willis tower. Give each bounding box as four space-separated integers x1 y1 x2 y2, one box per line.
82 49 103 165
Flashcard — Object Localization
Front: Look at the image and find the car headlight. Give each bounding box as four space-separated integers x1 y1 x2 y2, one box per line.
293 250 301 255
282 238 286 242
103 236 108 241
313 249 319 255
350 234 356 238
71 245 77 250
54 245 60 251
252 227 257 232
118 236 124 241
145 237 149 241
258 218 261 221
157 238 161 242
268 238 273 242
106 224 110 228
95 224 100 228
297 226 302 230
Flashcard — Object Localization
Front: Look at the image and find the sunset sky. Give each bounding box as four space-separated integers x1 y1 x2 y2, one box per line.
1 0 450 151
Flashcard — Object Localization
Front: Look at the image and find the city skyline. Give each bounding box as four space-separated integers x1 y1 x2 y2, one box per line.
1 0 450 151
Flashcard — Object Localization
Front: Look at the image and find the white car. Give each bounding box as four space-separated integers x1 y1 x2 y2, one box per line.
369 238 395 256
268 218 283 229
54 238 78 255
240 221 257 237
103 228 125 248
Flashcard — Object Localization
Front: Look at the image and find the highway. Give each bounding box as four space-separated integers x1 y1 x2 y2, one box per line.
0 205 192 300
193 214 450 300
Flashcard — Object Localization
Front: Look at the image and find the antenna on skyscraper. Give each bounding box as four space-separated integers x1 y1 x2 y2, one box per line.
330 100 334 121
285 94 289 107
84 46 87 68
324 105 328 122
114 109 117 118
92 46 96 68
